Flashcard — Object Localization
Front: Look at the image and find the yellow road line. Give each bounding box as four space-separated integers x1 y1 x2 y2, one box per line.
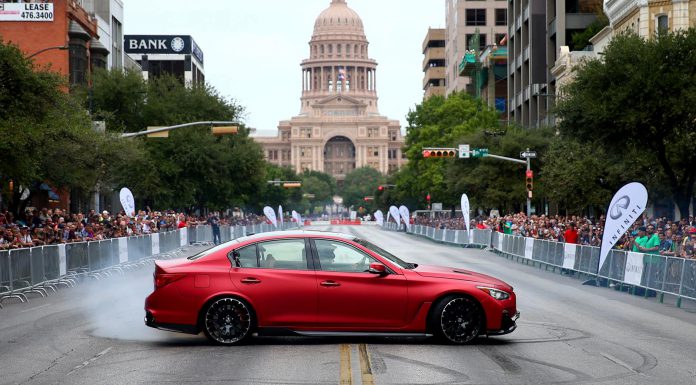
358 344 375 385
340 343 353 385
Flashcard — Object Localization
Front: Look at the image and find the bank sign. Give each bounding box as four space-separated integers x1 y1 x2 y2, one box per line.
0 2 54 21
124 35 204 64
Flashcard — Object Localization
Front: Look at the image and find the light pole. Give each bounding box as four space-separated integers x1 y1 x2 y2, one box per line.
120 121 242 138
26 45 69 59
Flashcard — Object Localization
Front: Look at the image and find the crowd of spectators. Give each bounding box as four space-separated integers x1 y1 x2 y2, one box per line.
0 208 266 250
413 212 696 259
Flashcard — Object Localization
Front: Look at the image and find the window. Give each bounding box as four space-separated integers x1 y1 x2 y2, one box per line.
367 127 379 137
466 33 487 51
495 9 507 26
495 33 506 46
111 17 123 69
301 127 312 138
388 149 397 159
656 15 668 34
465 9 486 26
69 43 87 86
315 239 376 273
257 239 308 270
281 131 290 141
389 130 397 141
231 244 258 268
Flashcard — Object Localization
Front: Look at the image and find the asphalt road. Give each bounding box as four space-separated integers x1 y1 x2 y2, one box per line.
2 225 696 385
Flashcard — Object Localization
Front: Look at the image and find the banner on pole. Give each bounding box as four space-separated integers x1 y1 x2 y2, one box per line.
389 206 401 226
399 206 410 231
119 187 136 217
599 182 648 272
460 193 470 231
278 205 284 227
263 206 278 228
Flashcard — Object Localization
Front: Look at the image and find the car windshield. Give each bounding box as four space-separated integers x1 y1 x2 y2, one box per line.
187 239 239 260
353 238 416 269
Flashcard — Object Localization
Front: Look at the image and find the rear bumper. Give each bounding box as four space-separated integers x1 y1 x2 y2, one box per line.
145 310 199 335
488 310 520 335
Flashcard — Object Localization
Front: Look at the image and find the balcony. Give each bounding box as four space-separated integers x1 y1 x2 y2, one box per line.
422 47 445 71
423 66 445 88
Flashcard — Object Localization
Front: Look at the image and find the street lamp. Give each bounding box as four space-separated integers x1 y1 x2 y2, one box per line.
120 121 241 138
26 45 69 59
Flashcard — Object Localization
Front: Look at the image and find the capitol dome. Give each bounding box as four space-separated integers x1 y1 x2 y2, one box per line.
313 0 365 37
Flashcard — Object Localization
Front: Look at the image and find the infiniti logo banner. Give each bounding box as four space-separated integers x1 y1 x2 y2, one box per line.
609 196 630 220
598 183 648 273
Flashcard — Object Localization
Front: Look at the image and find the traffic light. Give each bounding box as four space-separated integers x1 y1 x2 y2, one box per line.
283 182 302 188
364 196 374 201
378 185 384 191
212 126 239 136
525 170 533 191
422 148 457 158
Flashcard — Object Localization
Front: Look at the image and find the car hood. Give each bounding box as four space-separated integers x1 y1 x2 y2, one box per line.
413 264 513 290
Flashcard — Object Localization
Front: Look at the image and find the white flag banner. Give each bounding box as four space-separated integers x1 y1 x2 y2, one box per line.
460 193 470 231
599 182 648 272
292 210 299 223
389 206 401 226
374 210 384 226
399 205 410 231
263 206 278 228
119 187 136 217
386 210 391 223
524 237 534 259
624 252 644 285
278 205 284 226
350 210 357 221
563 243 577 269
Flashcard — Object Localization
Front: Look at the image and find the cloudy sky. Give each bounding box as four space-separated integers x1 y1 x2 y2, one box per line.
124 1 445 136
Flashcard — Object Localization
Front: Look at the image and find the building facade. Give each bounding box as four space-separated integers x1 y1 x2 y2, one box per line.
124 35 204 85
81 0 124 70
604 0 696 36
254 0 405 182
422 28 446 98
445 0 509 95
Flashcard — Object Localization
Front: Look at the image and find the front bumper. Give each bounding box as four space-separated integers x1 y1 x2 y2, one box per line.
488 309 520 335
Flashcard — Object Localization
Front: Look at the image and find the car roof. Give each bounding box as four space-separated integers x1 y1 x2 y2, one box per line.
235 230 355 243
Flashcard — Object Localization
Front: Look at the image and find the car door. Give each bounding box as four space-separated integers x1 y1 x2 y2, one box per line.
311 238 408 328
228 238 317 327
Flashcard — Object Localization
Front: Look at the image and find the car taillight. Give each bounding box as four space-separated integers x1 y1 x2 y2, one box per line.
154 273 186 288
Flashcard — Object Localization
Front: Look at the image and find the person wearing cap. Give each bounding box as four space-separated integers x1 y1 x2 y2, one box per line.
682 228 696 259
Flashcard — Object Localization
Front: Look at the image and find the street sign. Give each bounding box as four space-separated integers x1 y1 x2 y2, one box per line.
471 148 489 158
458 144 470 159
520 151 537 158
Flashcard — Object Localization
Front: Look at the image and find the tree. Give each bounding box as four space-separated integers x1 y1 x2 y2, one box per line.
340 167 385 212
88 70 265 212
555 29 696 217
394 92 500 209
0 40 134 216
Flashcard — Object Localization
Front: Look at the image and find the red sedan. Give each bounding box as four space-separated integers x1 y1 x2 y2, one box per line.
145 230 519 345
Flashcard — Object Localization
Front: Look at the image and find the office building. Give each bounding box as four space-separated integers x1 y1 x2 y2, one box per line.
422 28 446 98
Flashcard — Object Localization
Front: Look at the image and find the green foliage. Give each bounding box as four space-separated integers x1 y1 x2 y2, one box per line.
394 92 501 210
340 167 385 211
0 40 135 214
571 13 608 51
556 29 696 216
89 69 263 211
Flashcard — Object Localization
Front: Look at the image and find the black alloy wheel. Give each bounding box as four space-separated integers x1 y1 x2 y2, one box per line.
434 296 482 344
203 297 252 345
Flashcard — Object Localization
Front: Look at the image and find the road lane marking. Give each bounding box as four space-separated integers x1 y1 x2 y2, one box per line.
340 343 353 385
358 344 375 385
66 347 112 376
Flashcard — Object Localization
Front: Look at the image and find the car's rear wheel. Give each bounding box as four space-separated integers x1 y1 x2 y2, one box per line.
431 295 483 344
202 297 253 345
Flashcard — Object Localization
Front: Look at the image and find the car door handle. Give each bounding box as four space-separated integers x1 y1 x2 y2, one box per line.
320 280 341 287
240 277 261 284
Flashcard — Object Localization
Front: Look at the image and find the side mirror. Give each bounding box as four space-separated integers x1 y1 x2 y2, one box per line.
368 262 388 275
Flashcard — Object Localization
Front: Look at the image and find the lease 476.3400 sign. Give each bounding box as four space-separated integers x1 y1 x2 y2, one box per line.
0 3 54 22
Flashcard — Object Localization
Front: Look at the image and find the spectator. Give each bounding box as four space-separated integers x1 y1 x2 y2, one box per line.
564 222 579 244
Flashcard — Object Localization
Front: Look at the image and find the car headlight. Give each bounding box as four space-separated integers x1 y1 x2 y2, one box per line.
477 286 510 300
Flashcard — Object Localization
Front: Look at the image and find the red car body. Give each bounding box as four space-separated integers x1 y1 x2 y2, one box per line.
145 230 518 344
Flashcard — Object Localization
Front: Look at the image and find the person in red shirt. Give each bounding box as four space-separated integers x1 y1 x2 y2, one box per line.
564 222 579 244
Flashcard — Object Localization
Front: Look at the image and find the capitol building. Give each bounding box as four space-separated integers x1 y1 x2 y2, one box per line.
254 0 406 182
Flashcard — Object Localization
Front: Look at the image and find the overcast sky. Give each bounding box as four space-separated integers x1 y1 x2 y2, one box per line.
124 1 445 136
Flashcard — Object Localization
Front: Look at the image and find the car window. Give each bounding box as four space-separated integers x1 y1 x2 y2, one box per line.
256 239 308 270
233 244 258 268
315 239 377 273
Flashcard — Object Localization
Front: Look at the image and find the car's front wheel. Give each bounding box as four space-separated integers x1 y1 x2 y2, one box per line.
431 295 483 344
202 297 253 345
